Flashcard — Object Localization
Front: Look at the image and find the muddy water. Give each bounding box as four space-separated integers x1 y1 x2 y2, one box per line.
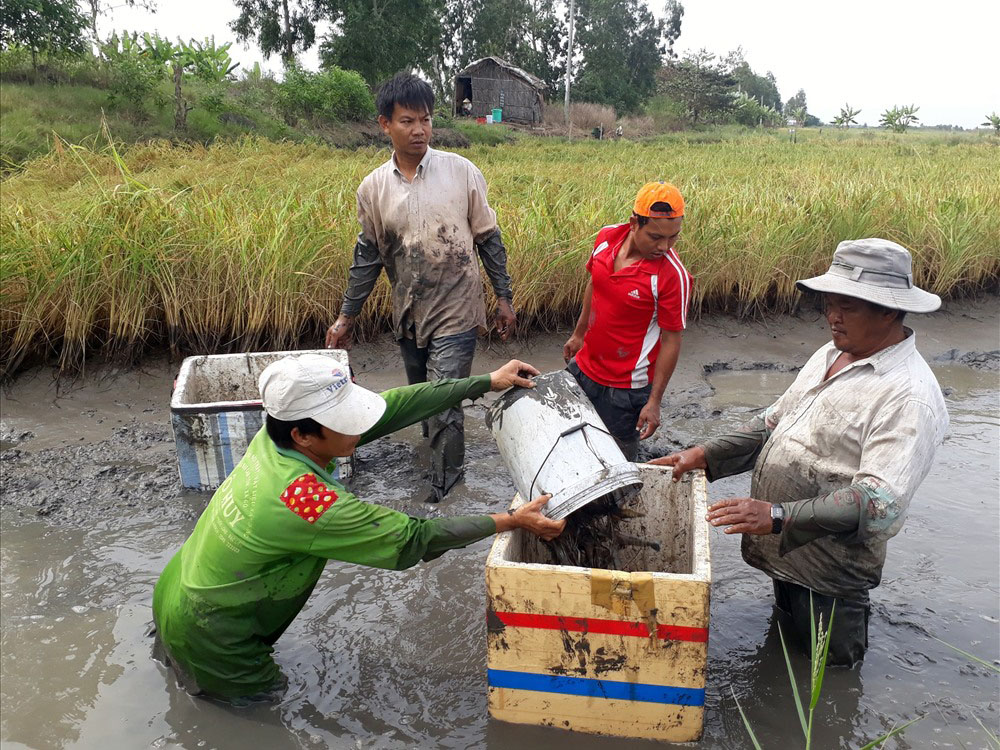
2 306 998 749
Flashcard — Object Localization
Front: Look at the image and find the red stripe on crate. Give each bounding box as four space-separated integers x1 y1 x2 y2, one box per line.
493 611 708 643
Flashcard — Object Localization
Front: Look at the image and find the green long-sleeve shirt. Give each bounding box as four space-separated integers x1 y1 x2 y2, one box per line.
152 375 496 699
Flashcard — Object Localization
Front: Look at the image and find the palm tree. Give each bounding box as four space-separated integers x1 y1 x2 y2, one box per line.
833 103 861 128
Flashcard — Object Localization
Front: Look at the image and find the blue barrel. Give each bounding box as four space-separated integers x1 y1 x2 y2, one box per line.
492 108 502 123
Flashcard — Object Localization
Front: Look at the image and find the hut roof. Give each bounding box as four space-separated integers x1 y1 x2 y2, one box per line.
457 56 546 91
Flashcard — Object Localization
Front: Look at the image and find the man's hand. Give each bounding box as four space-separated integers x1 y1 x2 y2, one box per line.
495 298 517 341
489 359 540 391
325 315 355 350
563 333 584 363
648 445 707 481
706 497 773 535
510 494 566 541
636 399 661 439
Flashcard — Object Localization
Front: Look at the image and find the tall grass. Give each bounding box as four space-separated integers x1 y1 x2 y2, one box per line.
1 132 998 373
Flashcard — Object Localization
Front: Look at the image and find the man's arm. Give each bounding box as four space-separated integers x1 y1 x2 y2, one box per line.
705 397 945 554
651 407 775 481
476 229 516 340
309 492 563 570
563 279 593 362
326 234 383 348
358 359 539 445
637 329 682 439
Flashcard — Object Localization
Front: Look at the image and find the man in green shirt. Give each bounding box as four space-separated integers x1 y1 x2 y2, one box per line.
153 354 564 702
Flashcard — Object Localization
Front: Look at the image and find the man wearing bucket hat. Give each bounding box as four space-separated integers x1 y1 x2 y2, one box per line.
563 181 692 460
152 354 564 701
652 239 948 666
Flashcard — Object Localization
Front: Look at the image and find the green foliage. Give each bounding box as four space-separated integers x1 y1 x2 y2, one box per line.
230 0 319 64
0 0 88 68
833 104 861 128
785 88 807 116
656 49 736 125
101 31 166 115
734 92 782 127
572 0 669 114
276 65 374 123
645 94 688 131
725 48 781 112
317 0 439 88
981 112 1000 135
880 104 920 133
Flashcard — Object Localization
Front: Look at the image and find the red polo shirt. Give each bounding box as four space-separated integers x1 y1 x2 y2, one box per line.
575 223 692 389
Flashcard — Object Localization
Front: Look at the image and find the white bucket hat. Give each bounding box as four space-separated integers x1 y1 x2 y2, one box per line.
796 238 941 313
259 354 387 436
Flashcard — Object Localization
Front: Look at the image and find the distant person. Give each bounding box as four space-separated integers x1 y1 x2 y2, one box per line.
325 72 516 504
563 181 692 460
653 239 948 666
152 354 564 702
461 97 473 116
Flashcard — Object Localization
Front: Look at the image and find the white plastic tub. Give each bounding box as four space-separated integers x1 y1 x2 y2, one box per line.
486 370 642 520
170 350 352 490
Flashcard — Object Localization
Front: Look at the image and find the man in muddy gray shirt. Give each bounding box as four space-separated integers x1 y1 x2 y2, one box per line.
654 239 949 666
326 72 515 504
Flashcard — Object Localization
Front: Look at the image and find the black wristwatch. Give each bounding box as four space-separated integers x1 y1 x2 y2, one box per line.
770 504 785 535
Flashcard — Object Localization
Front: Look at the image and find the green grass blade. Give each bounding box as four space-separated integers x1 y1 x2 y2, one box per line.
932 636 1000 674
973 713 1000 748
730 686 765 750
778 621 809 740
856 714 923 749
810 601 835 711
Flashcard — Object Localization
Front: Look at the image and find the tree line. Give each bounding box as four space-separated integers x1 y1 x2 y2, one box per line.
2 0 995 132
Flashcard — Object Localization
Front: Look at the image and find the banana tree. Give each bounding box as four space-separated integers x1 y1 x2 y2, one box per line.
140 33 240 131
880 104 920 133
832 103 860 128
982 112 1000 135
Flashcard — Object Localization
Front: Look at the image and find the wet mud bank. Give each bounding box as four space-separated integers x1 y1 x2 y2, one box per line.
1 299 998 749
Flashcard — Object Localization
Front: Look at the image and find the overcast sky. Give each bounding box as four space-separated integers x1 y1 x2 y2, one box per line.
105 0 998 129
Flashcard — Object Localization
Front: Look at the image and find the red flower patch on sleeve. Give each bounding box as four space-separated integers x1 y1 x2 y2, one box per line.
280 473 339 524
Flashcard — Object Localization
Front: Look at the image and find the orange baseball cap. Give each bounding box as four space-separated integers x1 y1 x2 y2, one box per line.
633 181 684 219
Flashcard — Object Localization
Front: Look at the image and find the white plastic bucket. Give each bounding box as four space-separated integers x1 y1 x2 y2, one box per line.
486 370 642 520
486 114 494 124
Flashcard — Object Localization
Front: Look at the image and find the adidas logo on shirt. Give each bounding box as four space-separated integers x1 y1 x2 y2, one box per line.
628 289 641 299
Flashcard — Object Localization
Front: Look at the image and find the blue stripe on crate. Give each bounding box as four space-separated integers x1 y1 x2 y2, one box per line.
218 411 235 476
487 669 705 707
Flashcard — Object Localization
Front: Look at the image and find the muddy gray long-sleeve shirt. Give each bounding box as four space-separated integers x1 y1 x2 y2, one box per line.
701 331 948 599
339 147 513 346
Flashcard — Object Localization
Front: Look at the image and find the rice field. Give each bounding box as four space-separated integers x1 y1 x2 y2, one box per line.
2 131 998 373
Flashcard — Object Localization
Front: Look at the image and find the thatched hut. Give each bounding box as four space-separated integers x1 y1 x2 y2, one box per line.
453 57 546 124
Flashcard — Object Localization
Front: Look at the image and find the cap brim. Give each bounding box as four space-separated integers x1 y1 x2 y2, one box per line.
310 382 387 436
796 273 941 313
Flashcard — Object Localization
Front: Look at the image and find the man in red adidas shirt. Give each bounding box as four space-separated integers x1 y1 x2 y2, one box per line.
563 182 692 460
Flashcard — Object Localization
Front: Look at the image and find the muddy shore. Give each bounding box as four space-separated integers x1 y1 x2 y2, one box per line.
1 299 998 750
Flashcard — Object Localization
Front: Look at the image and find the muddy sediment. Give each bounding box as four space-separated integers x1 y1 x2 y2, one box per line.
1 301 998 749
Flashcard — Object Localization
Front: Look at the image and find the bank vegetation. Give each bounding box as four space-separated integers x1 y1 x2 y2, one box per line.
2 132 998 374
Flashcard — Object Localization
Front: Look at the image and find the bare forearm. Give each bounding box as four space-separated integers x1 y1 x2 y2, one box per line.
649 332 681 404
573 280 593 336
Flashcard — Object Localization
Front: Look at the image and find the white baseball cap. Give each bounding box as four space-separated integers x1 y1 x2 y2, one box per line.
258 354 387 436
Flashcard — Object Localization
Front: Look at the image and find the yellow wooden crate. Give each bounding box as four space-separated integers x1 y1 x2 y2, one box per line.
485 465 711 742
